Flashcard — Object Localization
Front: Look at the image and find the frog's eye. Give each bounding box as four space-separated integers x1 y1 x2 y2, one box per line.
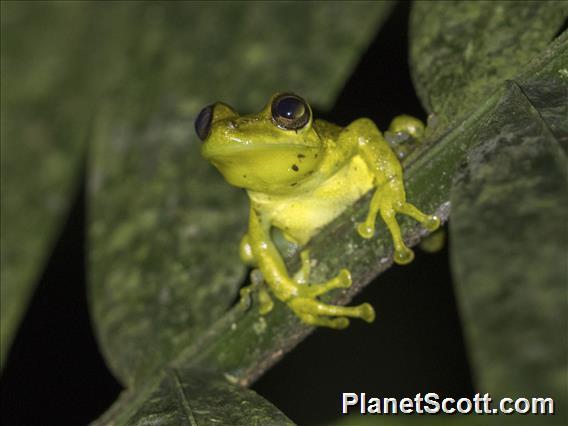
271 93 311 130
195 105 214 141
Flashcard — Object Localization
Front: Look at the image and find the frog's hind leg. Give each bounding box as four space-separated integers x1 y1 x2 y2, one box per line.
239 234 256 266
293 250 352 298
288 297 375 329
297 270 352 298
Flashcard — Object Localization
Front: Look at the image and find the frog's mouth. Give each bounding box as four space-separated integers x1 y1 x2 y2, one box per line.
201 142 319 160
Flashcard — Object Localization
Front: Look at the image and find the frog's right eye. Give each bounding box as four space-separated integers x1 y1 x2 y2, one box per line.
271 93 311 130
195 105 214 141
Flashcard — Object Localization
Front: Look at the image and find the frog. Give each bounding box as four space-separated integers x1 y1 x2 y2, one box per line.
195 92 440 329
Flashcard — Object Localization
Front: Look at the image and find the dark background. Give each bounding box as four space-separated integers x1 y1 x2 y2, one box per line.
0 3 473 425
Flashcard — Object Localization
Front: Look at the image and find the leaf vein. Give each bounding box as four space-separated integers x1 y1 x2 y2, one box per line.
170 368 199 426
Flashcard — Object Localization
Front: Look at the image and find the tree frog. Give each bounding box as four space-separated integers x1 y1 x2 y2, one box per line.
196 93 439 329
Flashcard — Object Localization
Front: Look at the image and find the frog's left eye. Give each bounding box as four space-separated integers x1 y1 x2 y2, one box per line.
271 93 311 130
195 105 214 141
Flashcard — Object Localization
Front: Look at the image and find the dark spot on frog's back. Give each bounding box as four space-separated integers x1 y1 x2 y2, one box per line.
297 153 305 159
292 164 299 172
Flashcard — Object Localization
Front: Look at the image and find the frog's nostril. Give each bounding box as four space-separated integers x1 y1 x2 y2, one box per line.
195 105 214 141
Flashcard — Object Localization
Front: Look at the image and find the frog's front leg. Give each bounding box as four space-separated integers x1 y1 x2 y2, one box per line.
247 207 374 326
384 115 426 159
359 181 439 264
343 118 440 265
387 114 425 141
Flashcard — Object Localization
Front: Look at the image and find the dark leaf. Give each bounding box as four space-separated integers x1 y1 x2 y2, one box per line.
156 28 568 398
449 67 567 424
409 1 567 138
1 3 98 368
92 368 294 426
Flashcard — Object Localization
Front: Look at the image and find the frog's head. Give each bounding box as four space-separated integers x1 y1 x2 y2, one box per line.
197 92 324 193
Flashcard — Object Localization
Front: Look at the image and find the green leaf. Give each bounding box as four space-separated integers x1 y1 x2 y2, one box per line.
92 367 294 425
87 1 394 387
0 2 96 368
409 0 567 138
449 68 567 425
319 36 568 426
153 29 568 395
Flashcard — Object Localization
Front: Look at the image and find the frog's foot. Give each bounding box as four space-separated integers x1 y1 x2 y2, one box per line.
296 313 350 329
424 215 441 232
288 297 375 329
240 284 275 315
291 250 350 298
389 202 440 265
257 286 274 314
396 202 440 232
293 249 312 285
358 186 441 265
357 221 375 239
294 269 352 298
393 246 414 265
239 284 255 310
239 270 274 315
420 228 446 253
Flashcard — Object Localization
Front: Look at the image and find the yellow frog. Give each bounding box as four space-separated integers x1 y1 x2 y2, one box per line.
196 93 439 329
